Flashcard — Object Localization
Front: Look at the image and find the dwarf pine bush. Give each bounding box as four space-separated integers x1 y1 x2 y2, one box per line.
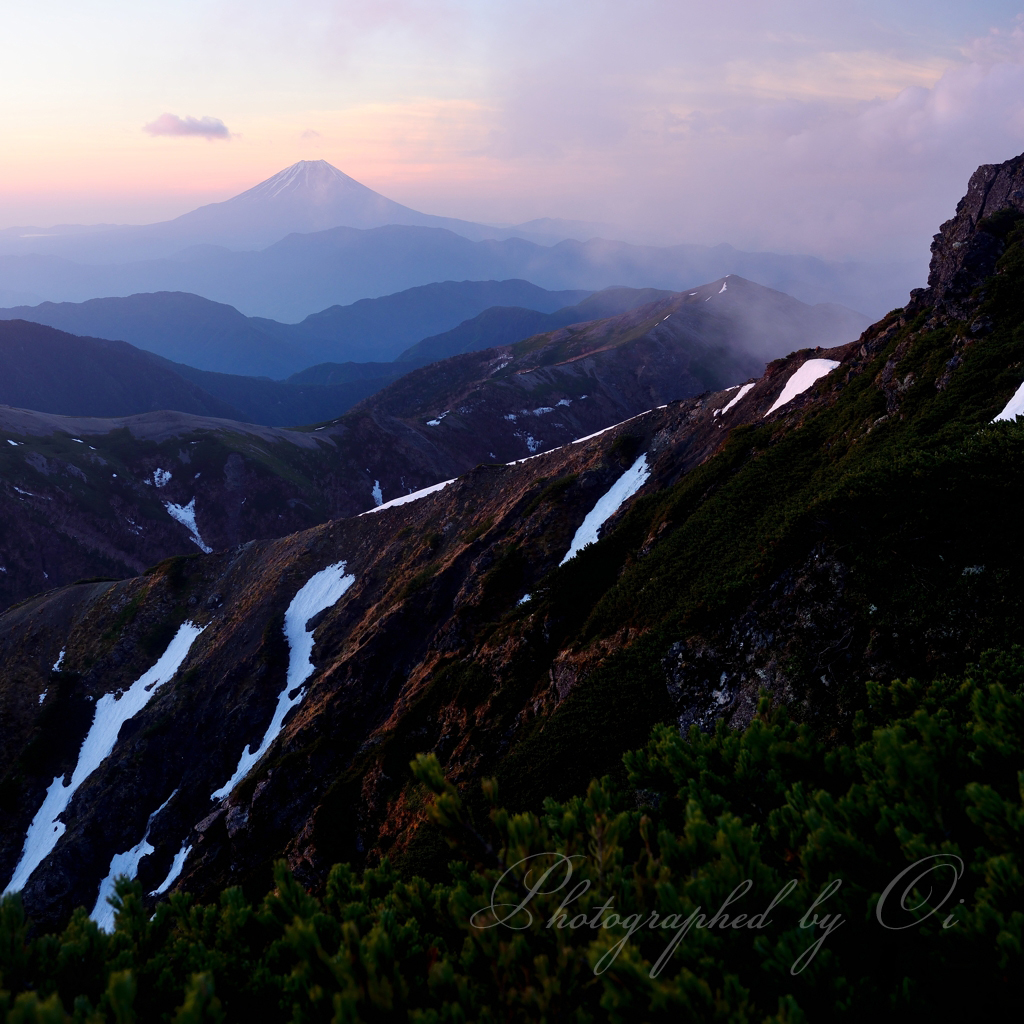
2 651 1022 1022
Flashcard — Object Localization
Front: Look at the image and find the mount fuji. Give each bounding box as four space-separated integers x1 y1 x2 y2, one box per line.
0 161 598 264
158 160 518 246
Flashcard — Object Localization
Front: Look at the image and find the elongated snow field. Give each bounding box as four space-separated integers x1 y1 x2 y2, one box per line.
994 380 1024 422
361 479 455 515
717 382 756 416
91 790 176 932
3 622 205 895
764 359 840 417
560 454 650 565
151 842 192 897
211 561 355 800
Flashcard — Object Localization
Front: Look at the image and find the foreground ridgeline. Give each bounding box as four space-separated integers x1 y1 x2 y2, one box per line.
1 654 1021 1019
1 153 1024 1018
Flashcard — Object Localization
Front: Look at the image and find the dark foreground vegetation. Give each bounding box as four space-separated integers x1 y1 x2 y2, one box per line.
2 649 1022 1022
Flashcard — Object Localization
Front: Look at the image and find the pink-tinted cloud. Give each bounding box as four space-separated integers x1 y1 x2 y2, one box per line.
143 114 230 140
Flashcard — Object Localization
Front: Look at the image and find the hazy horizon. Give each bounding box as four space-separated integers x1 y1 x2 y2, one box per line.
2 2 1024 263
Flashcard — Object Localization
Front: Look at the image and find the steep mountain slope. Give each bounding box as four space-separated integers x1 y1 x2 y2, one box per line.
0 222 913 323
0 281 592 377
1 153 1023 938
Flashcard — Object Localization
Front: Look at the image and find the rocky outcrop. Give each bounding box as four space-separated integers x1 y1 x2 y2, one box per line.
911 151 1024 315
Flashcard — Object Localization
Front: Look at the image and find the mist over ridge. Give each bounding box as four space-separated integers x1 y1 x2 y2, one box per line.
0 160 920 321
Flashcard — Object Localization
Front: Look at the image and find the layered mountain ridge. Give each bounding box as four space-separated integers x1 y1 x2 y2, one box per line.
0 280 594 377
0 162 915 321
0 275 855 611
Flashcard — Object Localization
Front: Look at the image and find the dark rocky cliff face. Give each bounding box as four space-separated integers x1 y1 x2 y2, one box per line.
912 151 1024 314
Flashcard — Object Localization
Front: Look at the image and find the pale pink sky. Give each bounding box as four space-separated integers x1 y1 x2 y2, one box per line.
2 1 1024 259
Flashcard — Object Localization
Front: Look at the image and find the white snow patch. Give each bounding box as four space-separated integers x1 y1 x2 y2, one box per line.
6 440 19 446
531 407 556 416
71 438 83 444
151 842 191 897
689 292 698 296
524 434 542 453
52 649 65 672
764 359 840 417
504 413 517 422
3 622 204 896
361 478 455 515
560 455 651 566
993 380 1024 422
716 382 757 417
557 399 572 406
211 562 355 800
38 690 47 705
426 410 449 427
91 790 176 932
152 468 172 488
163 498 212 553
517 594 532 605
719 280 728 293
371 480 383 506
570 411 647 447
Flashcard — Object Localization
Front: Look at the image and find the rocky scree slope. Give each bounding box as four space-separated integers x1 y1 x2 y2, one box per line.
0 276 840 612
5 147 1024 932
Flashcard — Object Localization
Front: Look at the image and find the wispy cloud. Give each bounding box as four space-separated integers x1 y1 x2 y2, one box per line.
143 114 231 140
